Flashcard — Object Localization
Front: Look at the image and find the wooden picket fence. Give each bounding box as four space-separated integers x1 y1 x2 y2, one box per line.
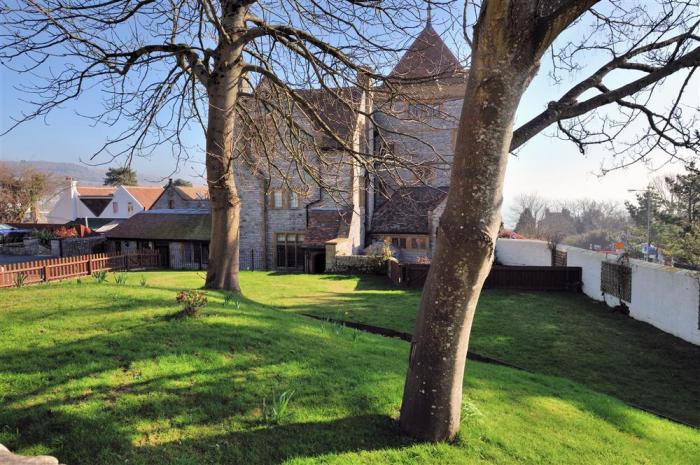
0 251 162 288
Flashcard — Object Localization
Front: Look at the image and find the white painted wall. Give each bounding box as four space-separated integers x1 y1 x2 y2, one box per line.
46 185 75 223
495 238 552 266
46 183 150 223
495 238 700 345
628 261 699 344
109 186 147 219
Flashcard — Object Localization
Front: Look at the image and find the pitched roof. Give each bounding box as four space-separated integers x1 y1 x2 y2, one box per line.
370 186 448 234
248 82 363 149
296 87 363 145
76 186 116 197
105 210 210 241
303 208 351 248
389 25 464 81
175 186 210 201
123 186 164 209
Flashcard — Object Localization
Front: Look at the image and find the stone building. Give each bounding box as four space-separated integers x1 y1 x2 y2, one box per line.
151 183 210 210
235 19 466 270
110 19 466 271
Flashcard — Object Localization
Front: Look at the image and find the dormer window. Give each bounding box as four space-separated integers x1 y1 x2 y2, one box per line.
113 202 119 214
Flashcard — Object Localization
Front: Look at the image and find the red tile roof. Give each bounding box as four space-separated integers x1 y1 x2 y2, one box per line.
76 186 116 197
175 186 209 201
123 186 164 209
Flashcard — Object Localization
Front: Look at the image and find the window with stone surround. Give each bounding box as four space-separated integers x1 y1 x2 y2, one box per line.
275 233 305 270
272 190 284 209
387 235 428 250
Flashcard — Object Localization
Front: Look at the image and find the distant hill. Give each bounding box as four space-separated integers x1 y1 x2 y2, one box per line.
0 160 160 186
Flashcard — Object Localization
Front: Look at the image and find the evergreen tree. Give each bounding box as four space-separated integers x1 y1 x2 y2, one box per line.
104 166 137 186
172 178 193 187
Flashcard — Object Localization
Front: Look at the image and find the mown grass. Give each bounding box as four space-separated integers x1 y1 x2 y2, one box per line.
0 271 698 465
241 272 700 427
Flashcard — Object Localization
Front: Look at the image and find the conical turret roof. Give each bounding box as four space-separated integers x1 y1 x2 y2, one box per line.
389 24 464 80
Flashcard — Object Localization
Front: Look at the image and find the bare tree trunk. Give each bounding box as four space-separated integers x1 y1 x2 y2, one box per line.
204 9 245 292
398 0 593 441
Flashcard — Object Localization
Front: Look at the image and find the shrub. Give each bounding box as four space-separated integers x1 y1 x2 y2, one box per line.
175 290 207 317
54 226 78 238
14 272 27 288
364 241 393 260
113 273 128 285
33 229 56 247
263 390 295 425
92 271 107 283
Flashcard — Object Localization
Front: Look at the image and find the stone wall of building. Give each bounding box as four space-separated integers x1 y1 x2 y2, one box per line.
236 166 267 268
373 98 462 190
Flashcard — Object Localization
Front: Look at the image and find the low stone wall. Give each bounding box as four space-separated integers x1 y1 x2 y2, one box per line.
60 235 107 257
0 238 51 256
326 255 387 274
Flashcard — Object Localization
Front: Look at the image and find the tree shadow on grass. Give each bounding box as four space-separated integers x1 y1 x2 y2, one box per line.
2 280 697 464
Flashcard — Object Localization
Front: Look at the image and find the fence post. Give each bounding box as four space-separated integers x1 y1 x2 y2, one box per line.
44 265 49 282
251 249 255 271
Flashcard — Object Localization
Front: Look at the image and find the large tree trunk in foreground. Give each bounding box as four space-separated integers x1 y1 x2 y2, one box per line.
204 8 246 292
399 0 596 441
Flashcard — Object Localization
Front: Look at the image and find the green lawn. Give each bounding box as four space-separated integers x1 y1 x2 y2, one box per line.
0 271 698 464
241 272 700 427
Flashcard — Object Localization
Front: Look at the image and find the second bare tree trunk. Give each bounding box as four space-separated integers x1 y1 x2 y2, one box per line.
398 0 591 441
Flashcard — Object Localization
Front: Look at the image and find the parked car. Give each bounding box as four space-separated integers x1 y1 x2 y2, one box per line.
0 224 32 244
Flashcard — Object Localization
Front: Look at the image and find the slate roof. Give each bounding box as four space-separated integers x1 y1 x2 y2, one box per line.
249 83 363 148
389 25 464 81
370 187 448 234
303 209 351 248
105 210 211 241
296 87 363 145
123 186 164 209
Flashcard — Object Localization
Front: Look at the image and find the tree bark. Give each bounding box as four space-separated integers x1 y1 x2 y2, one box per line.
399 0 596 442
204 5 246 291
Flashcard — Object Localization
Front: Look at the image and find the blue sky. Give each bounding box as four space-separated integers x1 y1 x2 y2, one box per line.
1 3 697 220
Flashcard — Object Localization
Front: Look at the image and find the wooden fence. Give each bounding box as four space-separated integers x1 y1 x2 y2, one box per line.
0 251 161 288
484 265 582 291
390 261 582 292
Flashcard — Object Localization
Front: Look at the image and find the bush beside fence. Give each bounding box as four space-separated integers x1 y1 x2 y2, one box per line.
0 251 161 288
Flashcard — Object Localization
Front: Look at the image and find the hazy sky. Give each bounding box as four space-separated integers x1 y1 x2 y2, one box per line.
1 4 697 221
